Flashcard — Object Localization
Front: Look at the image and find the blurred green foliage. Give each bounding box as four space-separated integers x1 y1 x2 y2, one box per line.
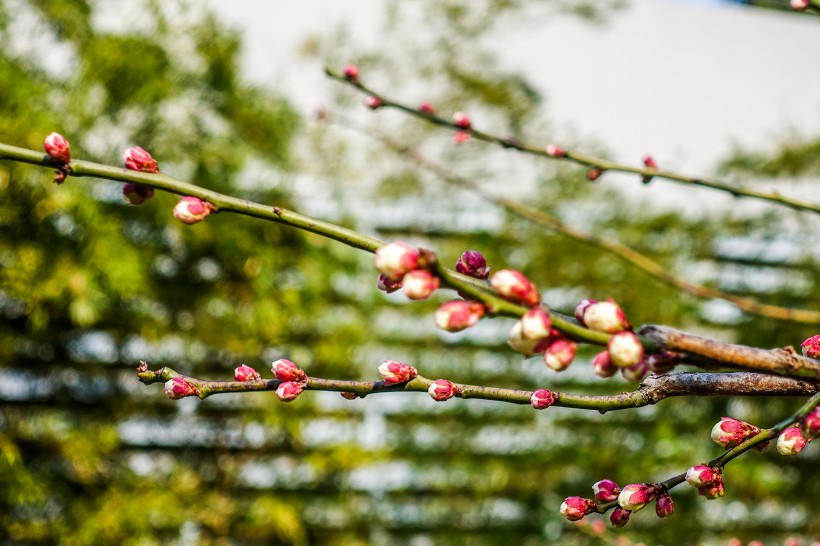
0 1 818 545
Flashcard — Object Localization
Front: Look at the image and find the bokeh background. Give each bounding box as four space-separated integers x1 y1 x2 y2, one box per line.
1 1 819 544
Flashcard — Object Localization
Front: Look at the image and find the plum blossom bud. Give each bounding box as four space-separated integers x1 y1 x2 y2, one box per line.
435 300 485 332
271 359 307 383
646 351 681 374
490 269 540 307
44 132 71 164
234 364 261 382
402 269 440 300
559 497 595 521
123 146 159 173
545 144 566 158
685 465 715 488
343 64 359 82
698 474 725 499
642 155 658 184
364 95 383 109
617 483 654 512
519 307 552 340
776 427 807 456
711 417 760 449
801 334 820 358
377 273 402 294
586 167 604 181
378 360 417 385
530 388 555 410
507 321 547 355
621 358 649 383
582 300 630 333
800 406 820 440
592 479 621 502
575 298 597 325
791 0 809 10
452 111 471 130
608 331 644 368
453 130 471 144
164 377 198 400
122 182 155 205
456 250 490 279
609 507 631 528
428 379 457 401
375 242 420 281
544 338 577 372
655 492 674 518
173 196 214 225
592 351 618 378
276 381 304 402
419 102 436 115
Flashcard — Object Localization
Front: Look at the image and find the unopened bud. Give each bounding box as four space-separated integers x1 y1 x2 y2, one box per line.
559 497 595 521
276 381 305 402
776 427 807 456
234 364 261 382
544 338 577 372
453 130 471 144
173 196 215 224
271 358 307 383
621 358 649 383
655 491 674 518
343 64 359 82
592 479 621 502
519 307 552 340
490 269 540 307
586 166 604 181
419 102 436 115
642 155 658 184
801 334 820 358
377 273 403 294
44 132 71 164
456 250 490 279
582 300 630 333
618 483 654 512
575 298 597 325
428 379 457 401
375 242 420 281
791 0 809 10
435 300 485 332
685 465 715 488
646 351 681 374
530 388 555 410
545 144 566 158
364 95 383 110
378 360 417 385
164 377 198 400
711 417 760 449
122 183 155 205
452 111 471 130
402 269 440 300
698 474 725 499
800 406 820 440
609 507 631 528
507 321 548 356
123 146 159 173
608 331 644 368
592 350 618 378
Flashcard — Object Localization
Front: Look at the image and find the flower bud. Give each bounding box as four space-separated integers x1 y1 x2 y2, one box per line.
490 269 540 307
617 483 654 512
685 465 715 488
276 381 304 402
800 406 820 440
592 351 618 378
519 307 552 340
791 0 809 10
646 351 681 374
559 497 595 521
586 167 604 181
402 269 440 300
592 479 621 502
435 300 485 332
545 144 566 158
507 321 547 355
530 388 555 410
698 474 724 499
455 250 490 279
122 182 155 205
378 360 417 385
428 379 457 401
655 491 674 518
574 298 597 325
164 377 197 400
642 155 658 184
123 146 159 173
44 132 71 164
544 338 577 372
364 95 383 109
621 358 649 383
608 331 644 368
776 427 807 456
609 507 631 528
271 359 307 383
343 64 359 82
173 196 214 225
801 334 820 358
234 364 261 382
711 417 760 449
377 273 403 294
375 242 420 281
453 130 471 144
419 102 436 115
452 111 471 130
582 300 630 333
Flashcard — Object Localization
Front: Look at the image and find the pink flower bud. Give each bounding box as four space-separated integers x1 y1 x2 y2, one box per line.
776 427 807 456
559 497 595 521
592 351 618 378
586 167 604 181
582 300 631 333
685 465 715 488
655 492 674 518
800 406 820 440
419 102 436 115
375 242 420 281
163 377 198 400
791 0 809 10
234 364 261 382
608 331 644 368
519 307 552 340
617 483 654 512
343 64 359 82
609 507 631 528
428 379 457 401
122 183 155 205
123 146 159 173
173 196 214 225
646 351 681 374
544 338 577 372
276 381 304 402
402 269 440 300
378 360 417 385
507 321 547 355
574 298 597 325
435 300 485 332
455 250 490 279
711 417 760 449
271 358 307 383
377 273 403 293
490 269 540 307
643 155 658 169
801 334 820 358
44 132 71 164
545 144 566 158
620 358 649 383
592 479 621 502
364 95 383 109
453 130 471 144
530 388 555 410
698 474 725 499
452 111 471 130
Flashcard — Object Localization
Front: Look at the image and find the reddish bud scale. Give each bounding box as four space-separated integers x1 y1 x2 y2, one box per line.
173 196 215 225
801 334 820 358
123 146 159 173
340 392 359 400
776 427 807 456
455 250 490 279
609 507 631 528
586 167 604 181
711 417 760 449
490 269 540 307
164 377 198 400
44 132 71 164
276 381 305 402
378 360 417 385
559 497 596 521
122 183 155 206
402 269 440 300
234 364 261 382
435 300 485 332
530 388 555 410
698 474 725 499
271 359 307 383
428 379 457 401
592 479 621 502
377 273 403 294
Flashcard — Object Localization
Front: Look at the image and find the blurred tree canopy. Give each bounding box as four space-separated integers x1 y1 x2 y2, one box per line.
1 1 817 545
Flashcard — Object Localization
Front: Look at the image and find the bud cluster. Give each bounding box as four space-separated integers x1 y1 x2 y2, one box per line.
375 242 442 301
271 358 309 403
685 465 725 499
